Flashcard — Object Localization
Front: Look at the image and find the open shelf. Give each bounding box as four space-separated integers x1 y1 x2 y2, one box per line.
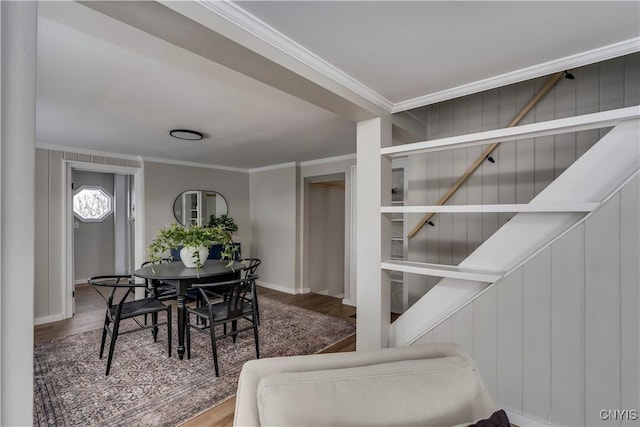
381 260 504 283
381 202 599 214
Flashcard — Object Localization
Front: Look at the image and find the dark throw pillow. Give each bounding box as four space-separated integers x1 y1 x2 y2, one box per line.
468 409 511 427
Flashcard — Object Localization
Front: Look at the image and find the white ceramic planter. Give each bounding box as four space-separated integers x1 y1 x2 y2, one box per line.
180 246 209 268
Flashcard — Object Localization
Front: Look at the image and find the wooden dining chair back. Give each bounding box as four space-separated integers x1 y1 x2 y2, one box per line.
89 275 172 376
185 275 260 377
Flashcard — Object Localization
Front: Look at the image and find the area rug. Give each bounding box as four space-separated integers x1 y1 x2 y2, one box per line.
33 296 355 426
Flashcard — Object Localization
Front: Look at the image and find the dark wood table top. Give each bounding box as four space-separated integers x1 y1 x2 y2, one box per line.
134 260 244 280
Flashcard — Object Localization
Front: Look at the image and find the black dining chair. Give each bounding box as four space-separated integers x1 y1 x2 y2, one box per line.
241 258 262 324
185 275 260 377
141 258 177 300
89 275 172 376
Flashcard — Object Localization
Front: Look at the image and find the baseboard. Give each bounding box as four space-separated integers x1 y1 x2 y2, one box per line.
257 280 298 295
342 298 355 307
34 313 65 325
504 408 551 427
74 279 87 285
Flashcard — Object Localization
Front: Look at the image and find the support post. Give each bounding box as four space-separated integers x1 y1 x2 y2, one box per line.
0 2 37 424
356 116 392 350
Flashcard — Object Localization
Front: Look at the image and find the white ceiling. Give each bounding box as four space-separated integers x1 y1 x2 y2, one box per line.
35 1 639 170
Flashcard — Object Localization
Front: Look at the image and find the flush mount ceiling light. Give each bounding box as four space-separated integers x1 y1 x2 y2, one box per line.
169 129 204 141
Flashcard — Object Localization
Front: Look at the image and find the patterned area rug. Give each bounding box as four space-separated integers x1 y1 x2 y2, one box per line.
34 296 355 426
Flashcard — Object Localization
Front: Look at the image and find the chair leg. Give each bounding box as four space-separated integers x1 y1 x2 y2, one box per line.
99 314 110 359
253 322 260 360
232 320 238 343
151 312 159 342
105 320 120 376
253 288 260 325
186 312 191 360
167 307 172 357
210 321 220 377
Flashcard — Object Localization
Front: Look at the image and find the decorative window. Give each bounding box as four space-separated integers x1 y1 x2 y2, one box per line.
73 186 113 222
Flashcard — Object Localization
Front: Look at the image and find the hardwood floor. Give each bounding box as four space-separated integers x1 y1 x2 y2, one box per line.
34 284 357 426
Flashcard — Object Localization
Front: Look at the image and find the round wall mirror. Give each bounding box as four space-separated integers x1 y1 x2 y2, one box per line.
173 190 228 226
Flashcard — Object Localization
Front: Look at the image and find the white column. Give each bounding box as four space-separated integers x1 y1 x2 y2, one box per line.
0 1 37 425
356 116 392 350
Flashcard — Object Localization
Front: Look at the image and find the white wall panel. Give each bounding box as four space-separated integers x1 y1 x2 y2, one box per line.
496 267 523 412
473 285 497 397
522 247 552 422
620 177 639 426
624 54 640 106
550 225 585 426
585 194 621 426
424 175 638 426
451 303 474 353
481 91 499 242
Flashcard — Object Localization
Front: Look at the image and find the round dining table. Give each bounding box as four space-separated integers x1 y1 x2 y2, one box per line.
134 260 244 359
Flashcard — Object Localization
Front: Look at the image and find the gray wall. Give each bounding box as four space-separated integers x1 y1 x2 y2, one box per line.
406 53 640 306
308 182 345 297
249 166 298 293
419 174 639 427
34 148 140 322
72 170 115 281
143 161 251 255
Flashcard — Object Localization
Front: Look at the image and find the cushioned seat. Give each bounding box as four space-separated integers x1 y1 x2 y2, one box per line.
234 343 498 427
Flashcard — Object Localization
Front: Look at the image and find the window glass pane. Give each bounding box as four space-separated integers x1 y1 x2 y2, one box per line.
73 186 113 221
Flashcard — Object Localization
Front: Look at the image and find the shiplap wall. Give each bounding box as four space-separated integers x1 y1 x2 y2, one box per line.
418 174 639 426
34 149 141 322
406 53 640 307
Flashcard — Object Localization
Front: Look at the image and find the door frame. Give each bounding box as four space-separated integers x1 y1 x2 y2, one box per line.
62 160 145 318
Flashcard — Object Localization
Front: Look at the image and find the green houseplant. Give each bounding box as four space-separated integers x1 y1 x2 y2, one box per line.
207 213 238 234
147 222 237 270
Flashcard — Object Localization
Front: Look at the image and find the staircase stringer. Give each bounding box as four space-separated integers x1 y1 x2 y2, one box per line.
408 168 640 344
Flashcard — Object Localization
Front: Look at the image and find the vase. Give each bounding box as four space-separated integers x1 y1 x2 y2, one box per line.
179 246 209 268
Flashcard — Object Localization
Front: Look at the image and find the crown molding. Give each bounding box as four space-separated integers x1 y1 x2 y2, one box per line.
142 156 249 173
36 143 142 161
299 153 356 167
393 37 640 113
249 161 298 173
197 0 394 112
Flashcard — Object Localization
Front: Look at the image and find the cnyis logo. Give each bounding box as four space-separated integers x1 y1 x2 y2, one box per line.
599 409 639 421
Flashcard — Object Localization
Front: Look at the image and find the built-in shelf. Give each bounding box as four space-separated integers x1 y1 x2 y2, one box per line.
381 106 639 158
381 202 599 214
381 260 504 283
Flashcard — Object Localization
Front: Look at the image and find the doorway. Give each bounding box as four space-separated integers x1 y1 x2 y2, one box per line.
306 174 346 298
63 161 144 318
72 170 135 285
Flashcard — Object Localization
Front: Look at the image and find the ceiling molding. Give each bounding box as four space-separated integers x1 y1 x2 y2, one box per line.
198 0 394 112
393 37 640 113
36 143 142 162
299 153 356 167
249 161 298 173
141 156 249 173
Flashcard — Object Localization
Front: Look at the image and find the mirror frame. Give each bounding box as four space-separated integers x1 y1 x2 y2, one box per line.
172 190 229 226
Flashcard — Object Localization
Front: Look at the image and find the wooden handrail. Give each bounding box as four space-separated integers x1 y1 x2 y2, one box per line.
407 71 566 239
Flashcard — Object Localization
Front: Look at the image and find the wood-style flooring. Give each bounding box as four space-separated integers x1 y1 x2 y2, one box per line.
34 284 357 426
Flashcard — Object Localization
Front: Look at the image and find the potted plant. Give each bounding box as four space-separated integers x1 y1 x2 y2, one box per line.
207 213 238 234
147 222 237 271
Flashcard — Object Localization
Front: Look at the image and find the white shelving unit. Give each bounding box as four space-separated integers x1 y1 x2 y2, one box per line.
379 107 638 298
390 159 408 314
